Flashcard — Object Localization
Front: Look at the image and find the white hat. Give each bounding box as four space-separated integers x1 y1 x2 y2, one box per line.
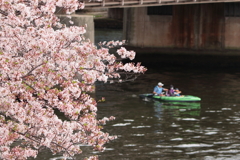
158 82 164 86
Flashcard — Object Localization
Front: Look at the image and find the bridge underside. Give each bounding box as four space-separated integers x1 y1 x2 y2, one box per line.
123 2 240 51
83 0 240 9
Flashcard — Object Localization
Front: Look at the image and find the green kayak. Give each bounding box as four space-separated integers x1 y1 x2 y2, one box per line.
139 93 201 102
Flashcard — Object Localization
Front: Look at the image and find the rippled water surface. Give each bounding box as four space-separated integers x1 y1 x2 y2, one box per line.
93 67 240 160
35 29 240 160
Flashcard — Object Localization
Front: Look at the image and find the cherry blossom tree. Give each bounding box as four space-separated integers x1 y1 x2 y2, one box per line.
0 0 146 159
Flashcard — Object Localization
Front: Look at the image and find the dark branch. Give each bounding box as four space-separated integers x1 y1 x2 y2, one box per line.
0 9 8 16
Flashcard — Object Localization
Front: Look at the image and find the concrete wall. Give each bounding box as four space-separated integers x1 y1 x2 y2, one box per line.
172 4 225 49
57 14 94 43
225 17 240 49
123 4 240 50
123 7 173 47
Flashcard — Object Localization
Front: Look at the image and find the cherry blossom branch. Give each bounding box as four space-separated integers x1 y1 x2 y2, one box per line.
0 1 146 159
21 63 45 79
1 111 78 159
14 129 75 159
0 9 8 16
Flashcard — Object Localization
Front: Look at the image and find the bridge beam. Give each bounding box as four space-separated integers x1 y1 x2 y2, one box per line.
84 0 240 9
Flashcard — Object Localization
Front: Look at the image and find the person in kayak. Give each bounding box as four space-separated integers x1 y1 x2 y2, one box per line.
153 82 168 96
168 85 182 96
175 88 182 96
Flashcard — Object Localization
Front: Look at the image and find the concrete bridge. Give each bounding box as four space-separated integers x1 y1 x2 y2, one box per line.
83 0 240 9
83 1 240 53
55 0 240 68
62 0 240 55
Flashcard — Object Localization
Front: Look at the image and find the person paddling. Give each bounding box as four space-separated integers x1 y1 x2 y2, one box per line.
153 82 168 96
168 85 182 96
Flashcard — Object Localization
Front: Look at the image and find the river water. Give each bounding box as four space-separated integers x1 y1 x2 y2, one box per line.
34 29 240 160
94 67 240 160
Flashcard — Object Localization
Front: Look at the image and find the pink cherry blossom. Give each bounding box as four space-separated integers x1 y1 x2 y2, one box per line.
0 0 146 159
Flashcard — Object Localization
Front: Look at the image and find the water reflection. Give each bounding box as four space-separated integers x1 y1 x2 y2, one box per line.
153 100 201 119
94 29 123 45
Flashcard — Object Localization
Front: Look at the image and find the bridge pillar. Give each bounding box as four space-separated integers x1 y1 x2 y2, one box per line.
123 3 240 51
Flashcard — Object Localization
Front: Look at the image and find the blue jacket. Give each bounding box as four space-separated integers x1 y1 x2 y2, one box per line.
153 86 163 94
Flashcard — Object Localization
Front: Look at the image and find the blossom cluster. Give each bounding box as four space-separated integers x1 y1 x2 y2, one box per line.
0 0 146 159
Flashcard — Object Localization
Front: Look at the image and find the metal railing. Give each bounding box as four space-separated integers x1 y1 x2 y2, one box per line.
81 0 240 9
